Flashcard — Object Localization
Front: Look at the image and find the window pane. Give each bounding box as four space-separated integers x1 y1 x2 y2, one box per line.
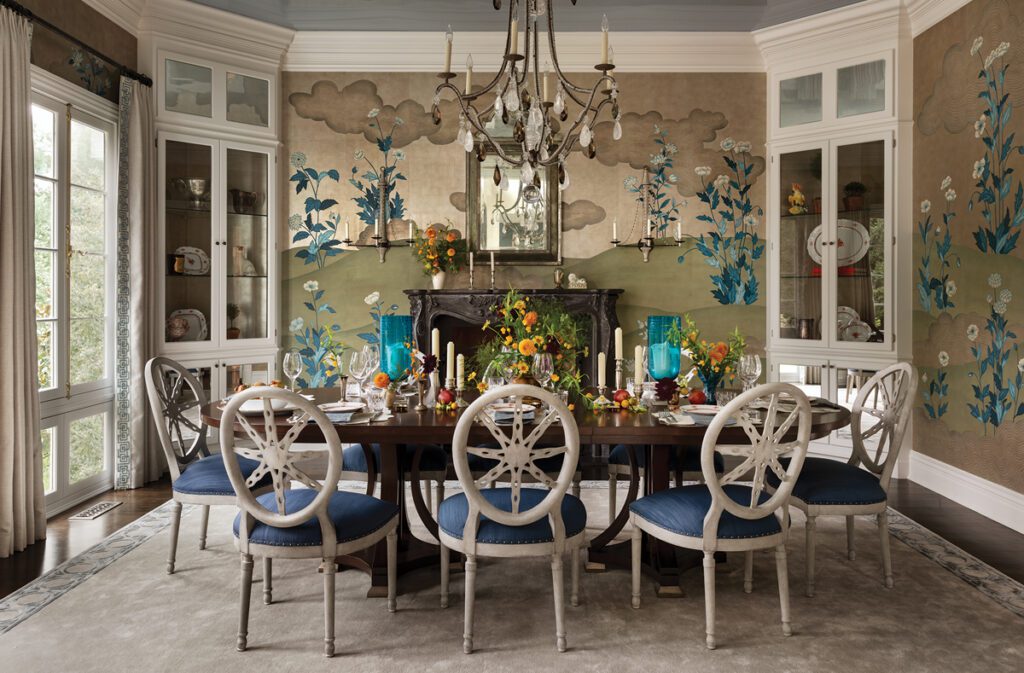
41 426 55 494
165 60 213 118
780 73 822 127
37 321 55 390
35 178 55 248
70 120 106 190
35 250 54 319
71 252 106 318
71 186 105 253
226 72 269 126
69 412 106 484
70 318 106 384
838 60 885 118
32 105 55 178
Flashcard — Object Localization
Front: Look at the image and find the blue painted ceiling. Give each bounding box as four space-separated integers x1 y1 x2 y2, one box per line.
186 0 865 32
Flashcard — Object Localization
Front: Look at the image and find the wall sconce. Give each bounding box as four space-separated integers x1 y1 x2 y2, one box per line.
340 167 413 263
611 219 684 263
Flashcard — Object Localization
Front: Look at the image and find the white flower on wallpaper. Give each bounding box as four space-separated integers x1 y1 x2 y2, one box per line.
941 175 952 190
971 36 984 56
946 280 957 296
973 157 986 179
303 280 319 292
368 108 380 118
289 317 304 332
735 140 752 153
289 151 307 168
939 350 950 367
988 273 1002 288
713 174 730 190
1018 357 1024 373
288 214 303 231
974 115 987 138
694 166 711 177
364 291 381 306
720 137 735 151
921 199 931 213
354 149 365 161
967 324 979 341
945 188 957 202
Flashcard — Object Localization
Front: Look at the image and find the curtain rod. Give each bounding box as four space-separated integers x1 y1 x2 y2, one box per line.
2 0 152 88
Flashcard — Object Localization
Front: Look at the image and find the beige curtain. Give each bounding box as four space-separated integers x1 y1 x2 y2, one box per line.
114 76 160 489
0 8 45 558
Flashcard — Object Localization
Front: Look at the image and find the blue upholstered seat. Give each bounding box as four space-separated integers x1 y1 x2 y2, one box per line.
438 487 588 544
173 453 269 496
769 457 887 506
343 443 448 473
608 445 724 473
630 484 782 539
232 489 399 547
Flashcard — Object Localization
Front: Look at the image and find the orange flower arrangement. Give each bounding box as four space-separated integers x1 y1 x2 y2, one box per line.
518 338 537 357
413 220 467 276
373 372 391 388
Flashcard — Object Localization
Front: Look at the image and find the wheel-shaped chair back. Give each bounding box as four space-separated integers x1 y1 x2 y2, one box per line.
701 383 812 538
451 384 580 539
220 387 343 552
145 356 210 480
849 362 917 491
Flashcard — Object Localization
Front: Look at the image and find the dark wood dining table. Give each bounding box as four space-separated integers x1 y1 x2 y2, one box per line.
201 388 850 598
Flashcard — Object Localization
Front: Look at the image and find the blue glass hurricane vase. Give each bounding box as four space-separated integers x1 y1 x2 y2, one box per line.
380 314 413 381
647 315 681 382
696 368 724 406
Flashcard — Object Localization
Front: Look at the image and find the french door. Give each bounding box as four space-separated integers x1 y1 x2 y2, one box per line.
32 81 117 515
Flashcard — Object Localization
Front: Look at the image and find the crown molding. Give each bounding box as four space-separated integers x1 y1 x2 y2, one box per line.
904 0 974 36
138 0 295 69
284 31 764 73
78 0 145 36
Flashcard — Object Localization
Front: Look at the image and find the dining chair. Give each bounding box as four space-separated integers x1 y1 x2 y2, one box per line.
221 386 399 657
629 383 812 649
145 356 272 574
342 443 448 515
772 362 916 596
439 384 586 653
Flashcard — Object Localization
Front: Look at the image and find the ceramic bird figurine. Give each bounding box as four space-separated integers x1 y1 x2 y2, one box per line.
788 183 807 215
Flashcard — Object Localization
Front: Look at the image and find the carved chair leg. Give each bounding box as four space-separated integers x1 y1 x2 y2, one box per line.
878 510 894 588
744 550 754 594
323 558 336 657
805 515 817 597
198 505 210 550
608 473 618 525
776 544 793 636
630 525 642 609
551 552 567 652
846 515 856 561
570 545 580 607
167 500 182 575
262 557 273 605
387 529 398 612
463 555 477 654
237 553 254 652
703 551 717 650
440 543 451 608
435 479 445 517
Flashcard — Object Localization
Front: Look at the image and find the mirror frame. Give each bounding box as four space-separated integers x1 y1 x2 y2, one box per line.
466 140 562 265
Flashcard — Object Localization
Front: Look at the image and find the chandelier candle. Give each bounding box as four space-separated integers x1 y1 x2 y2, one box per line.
444 25 453 73
465 54 473 93
601 14 609 63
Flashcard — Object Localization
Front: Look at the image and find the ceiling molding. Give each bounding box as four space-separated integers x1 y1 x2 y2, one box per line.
78 0 145 35
138 0 295 68
284 31 764 73
904 0 974 36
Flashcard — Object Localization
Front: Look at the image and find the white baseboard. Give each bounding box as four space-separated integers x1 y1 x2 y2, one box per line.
908 451 1024 535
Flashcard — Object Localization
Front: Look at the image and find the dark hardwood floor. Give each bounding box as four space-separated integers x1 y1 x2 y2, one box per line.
1 478 1022 600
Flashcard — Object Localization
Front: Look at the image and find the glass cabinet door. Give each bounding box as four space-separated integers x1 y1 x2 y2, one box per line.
773 360 827 400
224 147 269 343
777 147 825 343
834 139 888 346
221 359 271 397
164 139 214 346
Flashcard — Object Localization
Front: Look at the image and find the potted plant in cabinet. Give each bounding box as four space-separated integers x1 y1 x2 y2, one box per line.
226 303 241 340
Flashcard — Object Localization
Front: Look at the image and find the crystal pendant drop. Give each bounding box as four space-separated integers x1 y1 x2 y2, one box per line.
504 85 520 113
513 118 525 143
464 130 475 153
456 121 466 146
493 164 502 186
494 90 504 117
522 161 536 185
585 141 597 159
499 171 509 191
579 124 592 147
432 104 441 126
552 87 564 115
558 162 570 189
613 116 622 141
540 144 550 161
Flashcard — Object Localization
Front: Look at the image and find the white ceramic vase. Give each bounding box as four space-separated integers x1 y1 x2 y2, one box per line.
431 270 446 290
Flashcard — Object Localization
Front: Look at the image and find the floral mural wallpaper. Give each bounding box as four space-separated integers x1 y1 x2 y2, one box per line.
280 71 768 390
914 0 1024 493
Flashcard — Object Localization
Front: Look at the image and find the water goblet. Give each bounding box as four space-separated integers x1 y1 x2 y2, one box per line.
348 349 370 400
532 352 554 390
738 354 762 392
282 349 303 391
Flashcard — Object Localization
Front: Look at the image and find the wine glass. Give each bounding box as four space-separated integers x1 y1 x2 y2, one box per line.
282 350 303 391
533 352 554 390
363 343 381 374
738 354 762 392
348 349 370 400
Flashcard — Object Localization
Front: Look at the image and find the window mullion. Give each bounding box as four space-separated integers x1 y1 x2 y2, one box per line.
60 102 72 399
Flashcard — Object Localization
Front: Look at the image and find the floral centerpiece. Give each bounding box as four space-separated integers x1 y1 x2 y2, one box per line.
413 221 467 288
470 289 589 406
671 314 745 405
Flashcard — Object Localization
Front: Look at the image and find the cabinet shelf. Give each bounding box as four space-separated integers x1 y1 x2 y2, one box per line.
166 273 210 278
226 274 267 279
227 211 268 218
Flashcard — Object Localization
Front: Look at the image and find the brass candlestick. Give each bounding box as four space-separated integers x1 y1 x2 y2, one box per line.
414 379 428 412
614 358 623 390
455 386 468 408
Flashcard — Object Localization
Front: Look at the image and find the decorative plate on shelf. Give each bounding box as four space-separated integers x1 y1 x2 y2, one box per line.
837 306 860 328
805 220 870 266
174 246 210 275
168 308 208 341
839 319 872 342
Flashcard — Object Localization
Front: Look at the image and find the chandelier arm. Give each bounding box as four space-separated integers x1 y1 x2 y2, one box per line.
439 82 525 166
545 5 593 104
536 83 611 167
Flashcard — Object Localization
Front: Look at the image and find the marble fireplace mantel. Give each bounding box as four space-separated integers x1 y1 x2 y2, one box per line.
404 289 624 386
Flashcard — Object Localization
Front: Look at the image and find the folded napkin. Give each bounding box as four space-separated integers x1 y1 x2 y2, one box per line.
653 411 695 427
324 412 355 424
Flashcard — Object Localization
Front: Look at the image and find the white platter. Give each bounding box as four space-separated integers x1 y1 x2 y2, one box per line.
840 320 872 342
837 305 860 328
174 246 210 275
168 308 208 341
806 220 870 266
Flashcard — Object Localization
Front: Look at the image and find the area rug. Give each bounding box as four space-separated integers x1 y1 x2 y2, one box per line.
1 483 1022 673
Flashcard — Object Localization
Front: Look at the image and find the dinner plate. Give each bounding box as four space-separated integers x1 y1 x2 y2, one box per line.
320 401 364 413
238 398 296 414
168 308 207 341
836 306 860 328
490 403 537 415
679 404 721 415
840 320 872 342
805 220 870 266
174 246 210 275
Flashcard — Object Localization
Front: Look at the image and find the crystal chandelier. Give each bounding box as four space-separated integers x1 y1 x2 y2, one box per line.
432 0 622 199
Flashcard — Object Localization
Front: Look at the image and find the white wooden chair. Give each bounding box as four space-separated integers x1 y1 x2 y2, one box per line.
439 384 586 653
773 362 917 596
145 356 272 574
221 387 399 657
629 383 812 649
